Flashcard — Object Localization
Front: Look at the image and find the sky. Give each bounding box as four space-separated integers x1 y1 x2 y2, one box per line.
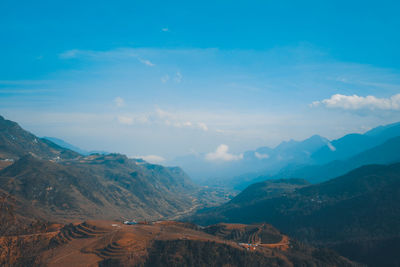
1 0 400 163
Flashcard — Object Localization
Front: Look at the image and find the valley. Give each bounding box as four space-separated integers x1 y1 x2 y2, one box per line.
1 115 400 266
3 2 400 266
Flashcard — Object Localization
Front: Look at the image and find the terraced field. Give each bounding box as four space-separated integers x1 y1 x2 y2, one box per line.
1 220 360 266
42 220 290 266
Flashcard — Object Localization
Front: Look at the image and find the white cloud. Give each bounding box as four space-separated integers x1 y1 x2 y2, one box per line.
117 116 133 125
139 58 155 67
205 144 243 161
312 94 400 111
155 108 173 119
174 71 183 83
161 75 170 83
155 108 208 131
197 122 208 131
161 28 169 32
255 151 269 159
114 96 125 107
135 155 165 164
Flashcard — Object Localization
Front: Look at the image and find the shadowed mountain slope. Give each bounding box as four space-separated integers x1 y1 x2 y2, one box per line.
229 178 309 205
311 121 400 165
276 135 400 183
189 163 400 266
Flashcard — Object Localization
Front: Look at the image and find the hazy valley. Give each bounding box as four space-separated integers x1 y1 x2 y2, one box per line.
0 114 399 266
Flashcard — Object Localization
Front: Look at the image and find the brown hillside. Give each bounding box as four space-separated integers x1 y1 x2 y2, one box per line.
1 220 362 267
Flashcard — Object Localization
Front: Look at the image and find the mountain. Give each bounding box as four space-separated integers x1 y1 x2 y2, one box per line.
311 121 400 165
230 121 400 189
268 135 329 164
364 121 400 137
172 121 400 188
0 154 198 221
275 135 400 183
0 115 199 222
238 135 329 176
189 162 400 266
170 135 329 185
0 220 360 266
43 136 109 155
0 116 80 161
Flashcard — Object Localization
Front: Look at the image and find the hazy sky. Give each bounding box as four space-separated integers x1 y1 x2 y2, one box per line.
1 0 400 163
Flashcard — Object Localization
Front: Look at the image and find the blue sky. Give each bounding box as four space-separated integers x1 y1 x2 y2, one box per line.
1 0 400 162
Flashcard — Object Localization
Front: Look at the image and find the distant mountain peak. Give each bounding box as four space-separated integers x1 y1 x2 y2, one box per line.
311 120 400 165
43 136 109 156
364 120 400 136
307 134 329 142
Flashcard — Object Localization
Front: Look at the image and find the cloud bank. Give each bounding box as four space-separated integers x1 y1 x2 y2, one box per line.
205 144 243 161
114 97 125 107
117 115 133 125
312 94 400 111
114 108 209 132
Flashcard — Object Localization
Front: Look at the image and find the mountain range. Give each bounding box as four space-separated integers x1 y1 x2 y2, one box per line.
225 121 400 189
275 135 400 183
311 121 400 165
168 134 330 185
170 121 400 189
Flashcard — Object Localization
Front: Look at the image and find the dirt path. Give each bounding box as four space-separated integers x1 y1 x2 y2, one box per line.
260 235 290 250
165 203 201 221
